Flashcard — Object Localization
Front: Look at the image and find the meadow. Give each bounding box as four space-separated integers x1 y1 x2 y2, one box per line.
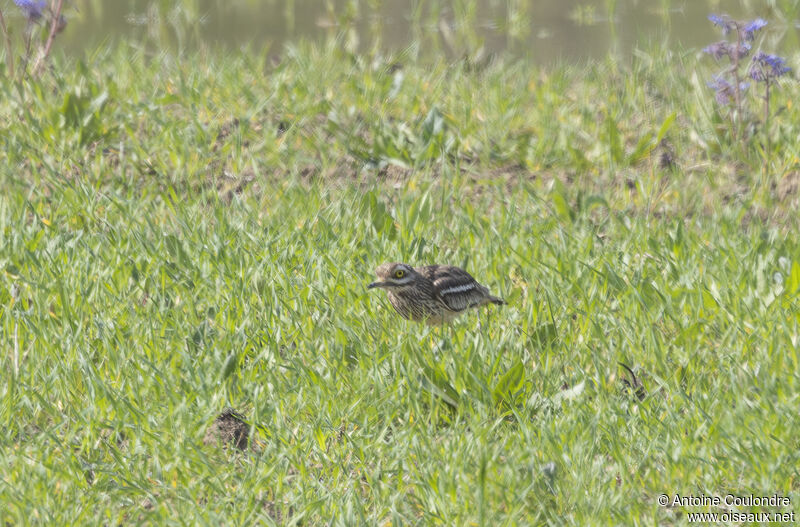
1 30 800 525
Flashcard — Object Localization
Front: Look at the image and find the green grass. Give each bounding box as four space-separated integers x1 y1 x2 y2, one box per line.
1 40 799 525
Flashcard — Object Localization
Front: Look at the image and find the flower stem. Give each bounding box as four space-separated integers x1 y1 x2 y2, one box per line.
764 81 771 176
732 23 743 139
33 0 64 76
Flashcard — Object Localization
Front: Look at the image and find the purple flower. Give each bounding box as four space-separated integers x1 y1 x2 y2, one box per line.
708 77 749 105
703 41 750 61
708 14 733 35
703 41 729 60
708 78 732 104
708 14 726 27
732 42 752 60
14 0 47 22
749 52 792 82
743 18 767 40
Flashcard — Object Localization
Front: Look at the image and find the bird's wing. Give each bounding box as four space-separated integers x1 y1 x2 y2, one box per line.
418 265 489 312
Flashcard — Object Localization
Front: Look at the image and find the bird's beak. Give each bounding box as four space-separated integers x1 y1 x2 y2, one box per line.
367 281 385 289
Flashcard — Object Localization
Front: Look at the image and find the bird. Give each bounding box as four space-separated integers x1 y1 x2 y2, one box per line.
367 262 505 325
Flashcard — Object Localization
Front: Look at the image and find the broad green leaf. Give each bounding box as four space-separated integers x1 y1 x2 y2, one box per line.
582 195 609 214
702 289 718 310
419 361 459 409
788 260 800 295
627 132 654 164
493 361 525 405
220 352 238 380
605 113 623 164
655 111 677 144
551 179 572 222
604 263 626 291
529 322 558 348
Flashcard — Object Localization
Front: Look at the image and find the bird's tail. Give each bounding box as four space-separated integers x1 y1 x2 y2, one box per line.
488 295 506 306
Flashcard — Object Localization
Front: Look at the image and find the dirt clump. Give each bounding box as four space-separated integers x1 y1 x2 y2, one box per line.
203 408 250 451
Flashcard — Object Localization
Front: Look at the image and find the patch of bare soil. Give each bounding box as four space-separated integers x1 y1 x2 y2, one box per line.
777 171 800 203
203 408 250 451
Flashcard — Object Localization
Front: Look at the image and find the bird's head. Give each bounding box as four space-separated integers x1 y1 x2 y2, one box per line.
367 262 416 291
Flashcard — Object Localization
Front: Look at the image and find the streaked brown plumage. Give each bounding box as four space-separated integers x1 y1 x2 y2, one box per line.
367 262 505 325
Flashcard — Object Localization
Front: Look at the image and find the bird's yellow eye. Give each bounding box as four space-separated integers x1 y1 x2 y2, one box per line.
394 269 405 278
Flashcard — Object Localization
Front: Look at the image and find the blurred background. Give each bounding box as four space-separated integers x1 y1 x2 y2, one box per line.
8 0 799 63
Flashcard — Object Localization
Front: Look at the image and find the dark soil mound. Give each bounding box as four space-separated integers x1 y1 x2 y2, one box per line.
203 408 250 451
